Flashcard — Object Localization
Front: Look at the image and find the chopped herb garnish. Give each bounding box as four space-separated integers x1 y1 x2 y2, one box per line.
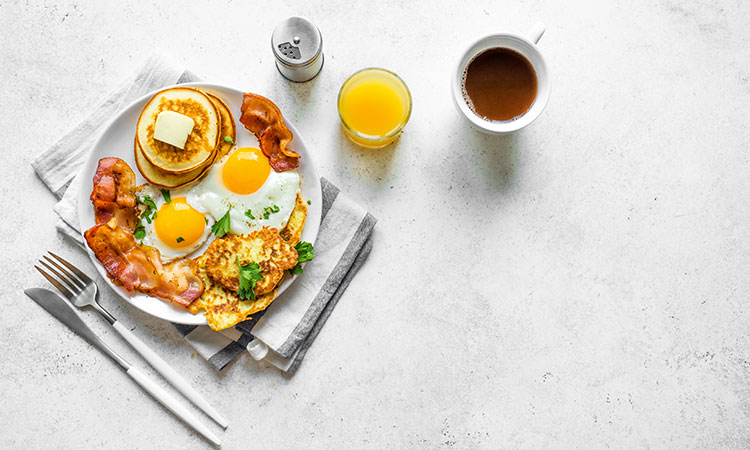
224 136 235 145
237 259 263 300
160 189 171 203
245 209 255 220
205 216 209 224
306 200 311 205
134 222 146 241
133 194 160 239
136 195 158 223
295 241 314 262
176 237 184 243
211 207 232 237
289 241 314 275
262 204 280 219
137 195 157 210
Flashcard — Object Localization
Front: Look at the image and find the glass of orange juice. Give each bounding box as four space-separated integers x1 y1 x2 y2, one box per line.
337 68 412 148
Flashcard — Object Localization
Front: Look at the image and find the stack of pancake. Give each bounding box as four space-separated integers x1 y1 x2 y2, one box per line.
134 87 236 188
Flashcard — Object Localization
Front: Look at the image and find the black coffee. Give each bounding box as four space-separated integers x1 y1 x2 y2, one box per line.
462 47 538 121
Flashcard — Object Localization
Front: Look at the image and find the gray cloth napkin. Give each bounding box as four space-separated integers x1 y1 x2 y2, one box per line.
32 54 376 374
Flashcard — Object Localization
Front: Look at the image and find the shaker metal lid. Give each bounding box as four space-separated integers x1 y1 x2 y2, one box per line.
271 17 322 67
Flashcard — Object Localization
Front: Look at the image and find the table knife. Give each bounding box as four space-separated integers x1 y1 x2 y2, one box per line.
24 287 221 446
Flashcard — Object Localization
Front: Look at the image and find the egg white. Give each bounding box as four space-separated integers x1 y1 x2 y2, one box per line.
188 151 300 235
136 185 214 260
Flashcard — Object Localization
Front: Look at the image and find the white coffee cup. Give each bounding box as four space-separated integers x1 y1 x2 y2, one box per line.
452 22 550 134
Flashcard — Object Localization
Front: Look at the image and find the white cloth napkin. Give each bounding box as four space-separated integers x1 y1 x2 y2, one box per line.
32 54 376 374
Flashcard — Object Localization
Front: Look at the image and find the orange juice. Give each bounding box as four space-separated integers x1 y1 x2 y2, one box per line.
338 68 412 147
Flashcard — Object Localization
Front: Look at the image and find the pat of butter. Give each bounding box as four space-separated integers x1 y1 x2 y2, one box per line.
153 111 195 149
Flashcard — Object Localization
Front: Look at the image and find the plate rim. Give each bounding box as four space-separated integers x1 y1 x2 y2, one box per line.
77 82 322 325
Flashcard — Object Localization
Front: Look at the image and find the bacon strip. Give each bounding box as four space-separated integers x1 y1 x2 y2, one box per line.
260 129 299 172
90 157 137 233
86 157 204 306
239 93 300 172
84 221 203 306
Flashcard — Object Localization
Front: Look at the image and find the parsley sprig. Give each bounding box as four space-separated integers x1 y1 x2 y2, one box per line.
237 259 263 300
160 189 171 203
289 241 314 275
211 207 232 237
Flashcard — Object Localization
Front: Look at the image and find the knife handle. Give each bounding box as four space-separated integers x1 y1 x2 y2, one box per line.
112 321 228 428
126 366 221 446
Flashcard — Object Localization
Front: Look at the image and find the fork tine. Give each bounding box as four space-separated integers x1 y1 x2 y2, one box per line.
35 265 74 299
48 251 93 283
43 255 86 290
39 260 82 294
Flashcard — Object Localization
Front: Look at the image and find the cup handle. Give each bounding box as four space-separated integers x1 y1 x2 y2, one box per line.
526 22 546 44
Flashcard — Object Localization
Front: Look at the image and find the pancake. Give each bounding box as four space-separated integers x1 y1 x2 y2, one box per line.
205 92 236 161
188 254 277 331
133 91 235 188
134 136 215 188
136 87 220 174
202 227 298 296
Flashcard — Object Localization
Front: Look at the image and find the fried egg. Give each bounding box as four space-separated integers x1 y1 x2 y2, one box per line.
137 186 214 259
189 147 300 235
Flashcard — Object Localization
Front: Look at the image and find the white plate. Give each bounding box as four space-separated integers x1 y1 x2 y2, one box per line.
77 82 322 325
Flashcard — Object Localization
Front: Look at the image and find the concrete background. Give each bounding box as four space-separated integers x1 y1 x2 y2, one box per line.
2 0 750 448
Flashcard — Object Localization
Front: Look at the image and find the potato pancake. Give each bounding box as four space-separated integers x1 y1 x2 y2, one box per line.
202 227 298 296
188 254 276 331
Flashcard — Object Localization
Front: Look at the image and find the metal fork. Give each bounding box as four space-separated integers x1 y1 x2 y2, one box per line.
35 252 228 429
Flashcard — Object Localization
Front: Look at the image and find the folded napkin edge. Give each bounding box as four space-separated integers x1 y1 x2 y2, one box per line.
283 233 375 376
275 212 377 358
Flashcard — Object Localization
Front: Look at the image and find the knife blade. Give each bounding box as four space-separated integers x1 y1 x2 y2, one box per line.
24 287 129 369
24 287 221 446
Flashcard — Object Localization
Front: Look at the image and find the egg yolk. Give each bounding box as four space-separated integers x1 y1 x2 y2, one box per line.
222 147 270 195
154 197 206 248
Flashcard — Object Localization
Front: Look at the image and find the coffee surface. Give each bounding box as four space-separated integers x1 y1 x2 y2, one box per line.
462 47 538 121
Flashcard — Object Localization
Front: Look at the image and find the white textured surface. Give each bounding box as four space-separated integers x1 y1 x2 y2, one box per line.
2 1 750 448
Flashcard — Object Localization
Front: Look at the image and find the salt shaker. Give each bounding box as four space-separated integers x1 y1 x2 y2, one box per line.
271 17 324 83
